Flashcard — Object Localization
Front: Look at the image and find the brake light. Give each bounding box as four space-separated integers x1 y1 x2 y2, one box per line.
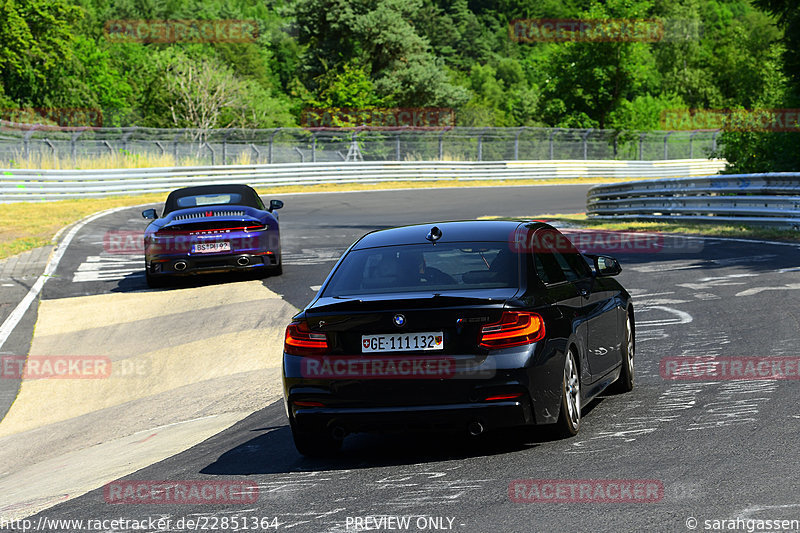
285 321 330 355
483 392 524 401
479 311 545 349
293 400 324 407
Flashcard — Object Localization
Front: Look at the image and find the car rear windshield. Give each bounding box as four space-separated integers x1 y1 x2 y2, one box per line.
175 193 243 208
322 242 520 297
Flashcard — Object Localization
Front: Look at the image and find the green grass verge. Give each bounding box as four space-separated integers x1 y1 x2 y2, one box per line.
482 213 800 242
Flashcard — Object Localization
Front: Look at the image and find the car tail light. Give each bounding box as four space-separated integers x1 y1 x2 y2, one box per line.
483 392 524 401
479 311 545 349
285 321 330 356
293 400 324 407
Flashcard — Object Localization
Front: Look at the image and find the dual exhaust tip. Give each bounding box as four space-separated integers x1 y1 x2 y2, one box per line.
173 256 250 271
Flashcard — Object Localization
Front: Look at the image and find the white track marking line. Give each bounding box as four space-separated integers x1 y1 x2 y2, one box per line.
0 206 131 351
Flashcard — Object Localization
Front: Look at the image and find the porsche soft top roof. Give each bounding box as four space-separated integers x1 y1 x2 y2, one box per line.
163 184 262 214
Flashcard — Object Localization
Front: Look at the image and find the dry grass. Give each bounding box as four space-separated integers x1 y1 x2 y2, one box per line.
3 151 207 170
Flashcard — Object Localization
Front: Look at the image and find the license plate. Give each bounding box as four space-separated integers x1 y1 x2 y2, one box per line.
362 332 444 353
192 242 231 253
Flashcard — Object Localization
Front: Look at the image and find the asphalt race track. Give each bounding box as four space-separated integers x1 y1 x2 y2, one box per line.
2 184 800 533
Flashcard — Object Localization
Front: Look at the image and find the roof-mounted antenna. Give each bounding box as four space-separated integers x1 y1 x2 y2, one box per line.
426 226 442 244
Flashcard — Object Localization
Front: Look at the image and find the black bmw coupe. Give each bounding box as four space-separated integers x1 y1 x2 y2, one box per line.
282 220 634 456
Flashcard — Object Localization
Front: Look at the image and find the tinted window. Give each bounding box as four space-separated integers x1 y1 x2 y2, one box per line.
534 250 567 284
176 193 243 208
322 243 519 297
532 229 591 283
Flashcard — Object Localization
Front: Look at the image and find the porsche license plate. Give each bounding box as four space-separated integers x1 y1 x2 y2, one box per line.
192 242 231 253
362 332 444 353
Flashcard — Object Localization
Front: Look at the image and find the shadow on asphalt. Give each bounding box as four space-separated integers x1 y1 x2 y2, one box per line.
199 398 606 476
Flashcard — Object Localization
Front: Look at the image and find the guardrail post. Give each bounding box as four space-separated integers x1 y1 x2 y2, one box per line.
154 141 165 156
294 146 305 163
396 134 401 161
514 127 526 160
221 130 230 165
549 129 561 159
638 133 646 160
71 130 84 164
103 140 114 155
23 126 39 160
582 128 593 160
689 131 699 158
311 132 318 163
438 128 449 160
663 131 674 159
121 128 136 155
613 131 621 158
477 128 488 161
172 133 180 162
268 128 282 164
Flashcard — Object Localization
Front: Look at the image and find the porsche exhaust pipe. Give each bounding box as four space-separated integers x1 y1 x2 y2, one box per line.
468 421 485 437
173 261 187 271
237 256 250 266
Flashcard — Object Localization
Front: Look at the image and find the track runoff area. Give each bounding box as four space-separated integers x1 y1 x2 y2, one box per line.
1 185 799 532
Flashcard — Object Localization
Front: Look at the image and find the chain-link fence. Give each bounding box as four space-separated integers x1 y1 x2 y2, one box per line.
0 122 721 166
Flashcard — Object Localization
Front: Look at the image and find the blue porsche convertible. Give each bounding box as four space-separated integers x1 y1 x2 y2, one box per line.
142 184 283 287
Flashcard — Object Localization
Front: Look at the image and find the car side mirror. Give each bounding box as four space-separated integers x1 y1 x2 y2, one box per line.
594 255 622 277
142 208 158 220
269 199 284 212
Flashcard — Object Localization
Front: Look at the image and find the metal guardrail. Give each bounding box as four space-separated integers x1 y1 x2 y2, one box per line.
0 159 726 202
587 173 800 229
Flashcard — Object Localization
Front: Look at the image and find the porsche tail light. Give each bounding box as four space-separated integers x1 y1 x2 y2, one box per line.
479 311 545 349
285 321 330 356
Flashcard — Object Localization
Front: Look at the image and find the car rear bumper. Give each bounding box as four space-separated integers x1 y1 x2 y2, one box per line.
147 252 280 276
290 401 534 435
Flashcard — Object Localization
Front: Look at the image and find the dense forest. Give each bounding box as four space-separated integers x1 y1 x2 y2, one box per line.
0 0 797 171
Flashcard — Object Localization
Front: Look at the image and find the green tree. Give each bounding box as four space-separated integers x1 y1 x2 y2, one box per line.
0 0 80 103
295 0 469 107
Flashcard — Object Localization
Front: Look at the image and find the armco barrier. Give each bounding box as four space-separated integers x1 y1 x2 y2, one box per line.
0 159 725 202
587 173 800 229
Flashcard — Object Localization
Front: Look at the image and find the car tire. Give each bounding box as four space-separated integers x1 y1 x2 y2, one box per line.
145 269 168 289
290 419 341 457
555 349 581 438
610 313 635 393
268 261 283 277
